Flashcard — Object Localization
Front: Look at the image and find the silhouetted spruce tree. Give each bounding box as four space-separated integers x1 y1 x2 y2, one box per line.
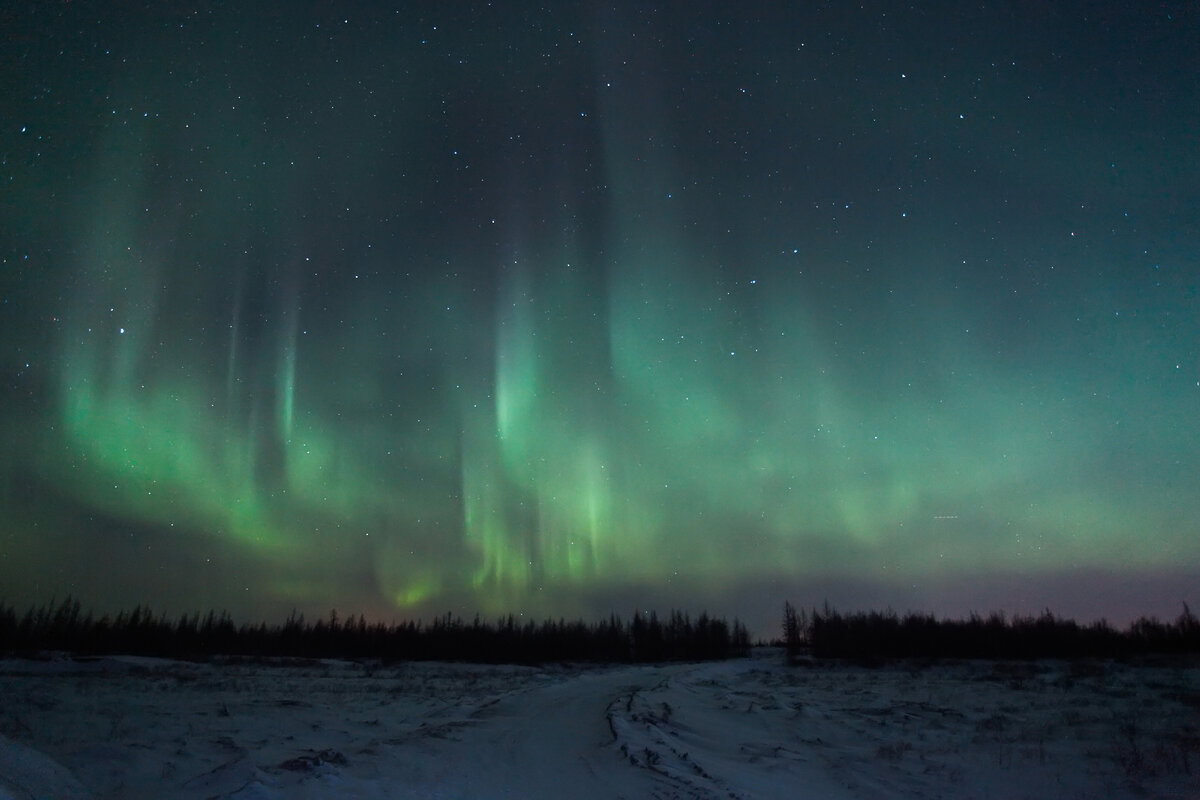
782 601 805 660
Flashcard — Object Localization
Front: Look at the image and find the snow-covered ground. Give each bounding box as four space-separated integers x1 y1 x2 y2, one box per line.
1 649 1196 799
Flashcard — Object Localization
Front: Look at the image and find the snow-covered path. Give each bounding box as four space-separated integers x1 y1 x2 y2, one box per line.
389 664 685 799
1 652 1197 798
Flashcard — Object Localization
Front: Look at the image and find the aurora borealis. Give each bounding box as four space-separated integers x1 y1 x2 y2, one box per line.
2 4 1197 635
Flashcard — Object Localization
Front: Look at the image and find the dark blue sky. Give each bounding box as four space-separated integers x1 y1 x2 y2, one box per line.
2 3 1197 635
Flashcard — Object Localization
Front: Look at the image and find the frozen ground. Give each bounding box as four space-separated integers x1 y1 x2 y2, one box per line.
1 649 1197 799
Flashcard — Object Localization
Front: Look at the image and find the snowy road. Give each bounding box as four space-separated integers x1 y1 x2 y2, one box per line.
392 664 687 799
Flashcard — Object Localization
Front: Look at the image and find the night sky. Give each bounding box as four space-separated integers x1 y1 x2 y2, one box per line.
2 3 1197 636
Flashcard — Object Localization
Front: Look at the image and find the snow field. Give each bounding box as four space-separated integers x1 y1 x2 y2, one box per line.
1 651 1196 798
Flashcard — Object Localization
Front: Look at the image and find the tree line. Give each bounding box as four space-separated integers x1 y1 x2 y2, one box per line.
783 601 1200 661
0 598 750 664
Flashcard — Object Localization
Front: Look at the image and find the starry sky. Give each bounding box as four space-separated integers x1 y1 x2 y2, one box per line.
2 3 1197 636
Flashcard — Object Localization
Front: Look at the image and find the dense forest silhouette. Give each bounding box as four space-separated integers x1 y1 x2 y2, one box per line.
782 601 1200 661
5 597 1197 664
0 598 750 664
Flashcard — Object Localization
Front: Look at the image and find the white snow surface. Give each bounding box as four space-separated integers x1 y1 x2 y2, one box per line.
1 649 1197 799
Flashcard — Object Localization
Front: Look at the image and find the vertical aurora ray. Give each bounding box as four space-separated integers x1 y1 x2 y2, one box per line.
465 241 628 603
461 402 527 592
493 261 538 462
276 304 298 445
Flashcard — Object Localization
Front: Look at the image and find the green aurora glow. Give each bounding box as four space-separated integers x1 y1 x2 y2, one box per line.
1 5 1197 633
